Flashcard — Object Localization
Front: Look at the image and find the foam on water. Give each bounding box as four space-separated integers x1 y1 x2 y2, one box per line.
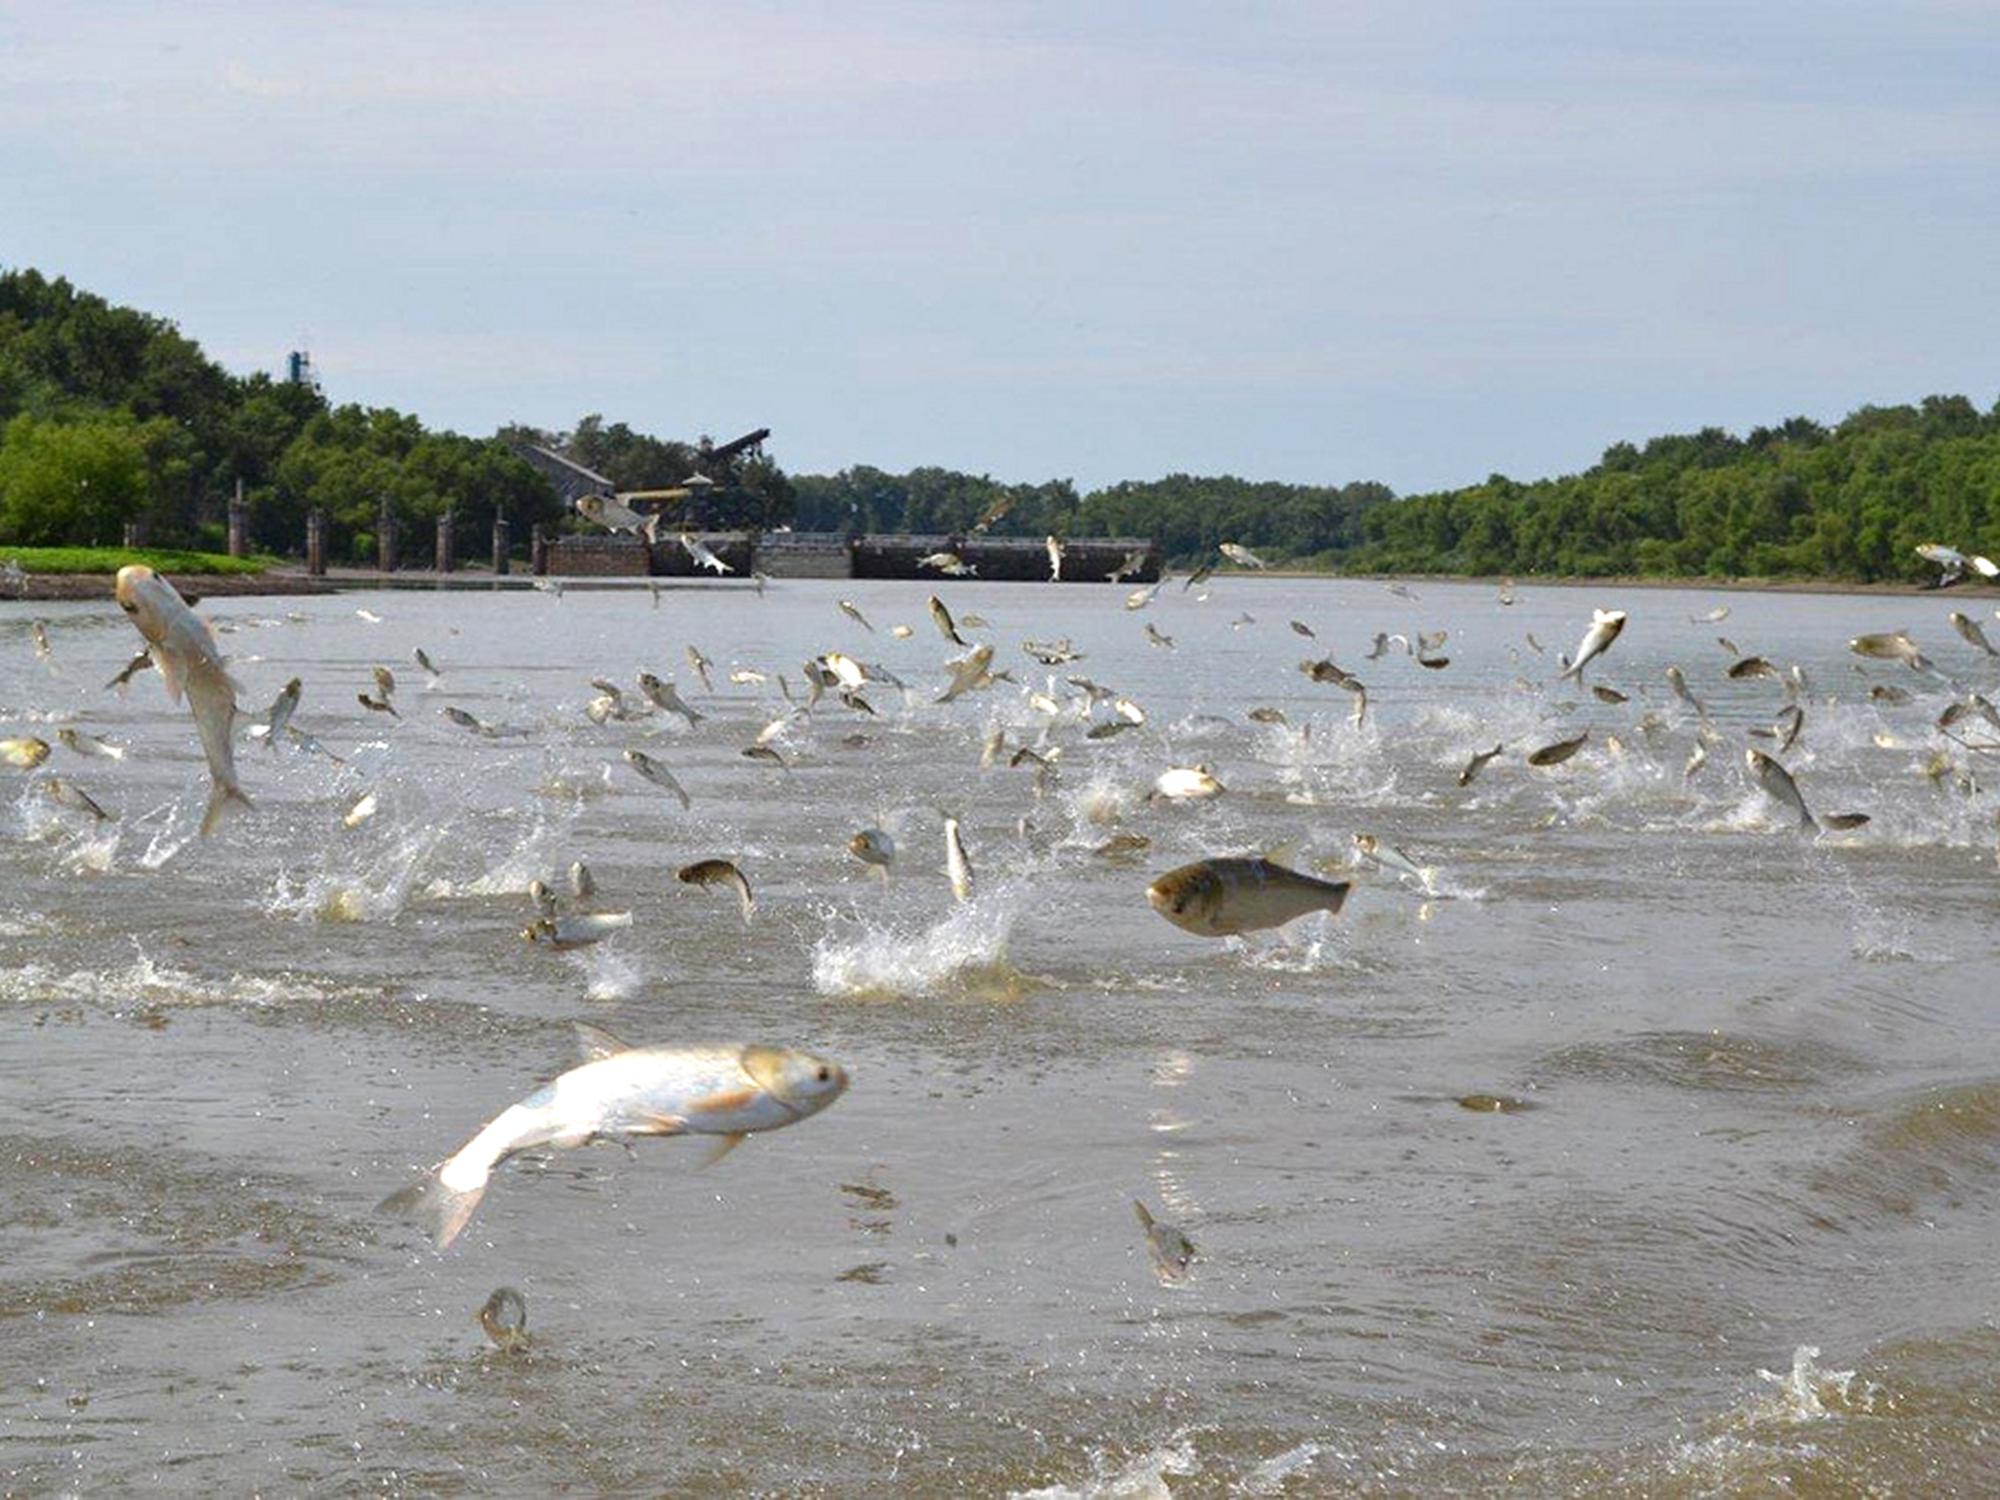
421 811 570 899
0 944 342 1010
812 886 1026 1000
268 821 448 923
1011 1437 1197 1499
569 941 643 1001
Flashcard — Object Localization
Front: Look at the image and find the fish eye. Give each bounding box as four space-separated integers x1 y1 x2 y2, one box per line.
816 1065 831 1082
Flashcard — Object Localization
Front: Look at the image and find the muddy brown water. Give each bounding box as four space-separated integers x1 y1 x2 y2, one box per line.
3 577 1999 1494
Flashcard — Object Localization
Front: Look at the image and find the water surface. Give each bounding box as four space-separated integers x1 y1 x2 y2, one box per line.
4 575 1999 1494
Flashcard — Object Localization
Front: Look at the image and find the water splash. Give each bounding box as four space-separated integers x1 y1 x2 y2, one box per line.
812 888 1026 1000
422 812 568 899
0 945 346 1010
1752 1345 1868 1424
1011 1437 1197 1499
268 822 447 923
568 942 642 1001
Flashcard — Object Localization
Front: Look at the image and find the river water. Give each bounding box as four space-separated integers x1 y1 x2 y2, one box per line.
3 574 1999 1495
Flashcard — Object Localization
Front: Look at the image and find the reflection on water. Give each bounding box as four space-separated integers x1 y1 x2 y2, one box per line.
4 576 2000 1491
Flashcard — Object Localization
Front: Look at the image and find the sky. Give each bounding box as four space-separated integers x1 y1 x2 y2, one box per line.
4 1 1999 493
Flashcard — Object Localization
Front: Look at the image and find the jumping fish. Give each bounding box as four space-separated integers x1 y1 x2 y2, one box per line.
849 828 895 882
1665 665 1707 720
577 494 659 538
1558 609 1627 682
1046 535 1064 581
623 748 691 808
105 651 154 692
638 672 704 726
1143 623 1175 650
838 599 875 633
478 1288 529 1352
944 816 974 902
378 1025 847 1249
56 727 125 761
1106 548 1148 583
1022 638 1082 666
928 595 968 646
679 858 755 924
936 644 996 704
1849 631 1929 669
1152 766 1225 801
1458 743 1503 787
522 912 634 950
43 777 112 821
31 621 55 673
1950 611 1998 656
343 790 379 829
1527 730 1590 766
264 678 302 746
1352 832 1436 895
1746 748 1816 832
685 645 714 693
414 647 442 682
1592 684 1628 704
1133 1200 1196 1285
1727 656 1778 680
1145 855 1350 937
1218 542 1267 569
918 550 976 577
113 565 251 835
1124 581 1163 611
569 861 596 902
1 736 52 769
680 533 734 574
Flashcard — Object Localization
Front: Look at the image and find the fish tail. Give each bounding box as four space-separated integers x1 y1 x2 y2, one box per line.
1321 882 1353 916
200 781 254 837
1798 808 1820 834
377 1163 487 1250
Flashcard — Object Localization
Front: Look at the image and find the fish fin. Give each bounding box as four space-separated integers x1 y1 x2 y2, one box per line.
1263 840 1300 869
200 782 253 837
149 645 187 703
378 1165 486 1251
574 1021 631 1062
1133 1200 1155 1230
1321 882 1353 916
696 1132 748 1170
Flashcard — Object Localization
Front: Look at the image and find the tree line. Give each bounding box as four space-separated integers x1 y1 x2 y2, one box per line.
4 268 1997 583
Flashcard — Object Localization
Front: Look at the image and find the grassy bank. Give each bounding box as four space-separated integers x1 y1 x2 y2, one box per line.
1 546 278 576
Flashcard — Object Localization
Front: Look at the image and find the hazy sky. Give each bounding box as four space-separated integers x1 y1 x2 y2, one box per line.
4 2 1998 491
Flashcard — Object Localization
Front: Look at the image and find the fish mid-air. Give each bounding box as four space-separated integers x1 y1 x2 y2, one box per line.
849 828 895 884
1046 535 1065 581
1146 856 1350 938
1558 608 1627 682
680 533 734 574
1745 748 1817 833
379 1024 849 1249
113 565 250 835
1218 542 1267 569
